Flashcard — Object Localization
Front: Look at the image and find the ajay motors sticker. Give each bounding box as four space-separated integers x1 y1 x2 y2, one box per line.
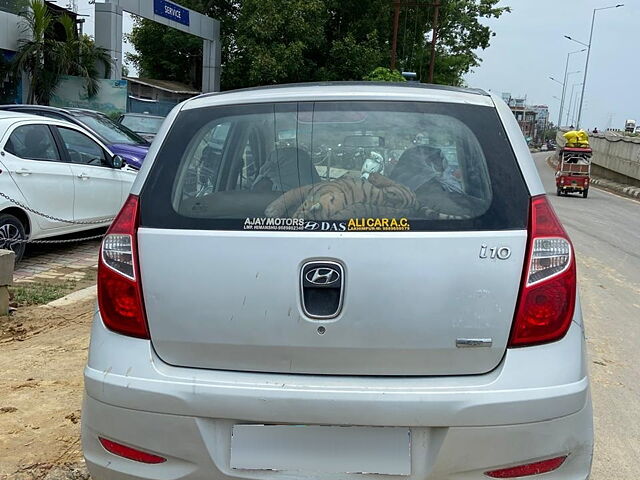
347 217 411 231
244 218 305 231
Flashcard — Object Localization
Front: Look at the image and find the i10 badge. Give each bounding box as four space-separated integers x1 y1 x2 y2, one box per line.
479 244 512 260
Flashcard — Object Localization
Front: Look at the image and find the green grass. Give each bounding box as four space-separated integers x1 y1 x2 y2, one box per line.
10 281 78 306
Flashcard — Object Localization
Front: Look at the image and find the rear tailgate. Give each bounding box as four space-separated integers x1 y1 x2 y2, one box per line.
139 229 526 375
136 98 531 376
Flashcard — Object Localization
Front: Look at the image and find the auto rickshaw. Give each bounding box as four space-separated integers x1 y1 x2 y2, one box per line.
556 146 591 198
556 130 592 198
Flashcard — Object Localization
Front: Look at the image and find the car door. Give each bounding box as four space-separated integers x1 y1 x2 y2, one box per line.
53 126 123 223
1 123 75 231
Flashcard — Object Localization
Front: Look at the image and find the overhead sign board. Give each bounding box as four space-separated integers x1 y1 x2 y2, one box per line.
154 0 190 26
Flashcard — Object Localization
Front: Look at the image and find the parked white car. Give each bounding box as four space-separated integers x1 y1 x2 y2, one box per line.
0 111 137 261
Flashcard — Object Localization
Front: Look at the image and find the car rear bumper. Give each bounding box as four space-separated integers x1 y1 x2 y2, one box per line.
85 312 589 427
83 393 593 480
83 310 592 479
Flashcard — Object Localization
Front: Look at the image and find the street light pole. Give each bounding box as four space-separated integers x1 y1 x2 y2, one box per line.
576 9 597 128
572 84 583 125
549 77 563 87
550 70 580 126
566 4 623 129
566 82 583 127
558 49 585 128
566 83 577 126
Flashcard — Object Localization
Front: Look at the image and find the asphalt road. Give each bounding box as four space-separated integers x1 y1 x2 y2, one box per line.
533 152 640 479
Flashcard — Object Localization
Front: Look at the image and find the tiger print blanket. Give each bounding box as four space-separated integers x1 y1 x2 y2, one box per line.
265 173 418 220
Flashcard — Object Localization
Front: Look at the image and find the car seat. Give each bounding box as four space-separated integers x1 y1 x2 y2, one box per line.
252 147 321 192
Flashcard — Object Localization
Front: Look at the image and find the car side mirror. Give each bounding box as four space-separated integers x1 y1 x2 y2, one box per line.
109 155 125 169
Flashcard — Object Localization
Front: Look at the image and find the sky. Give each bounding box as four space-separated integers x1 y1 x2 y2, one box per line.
464 0 640 130
72 0 638 130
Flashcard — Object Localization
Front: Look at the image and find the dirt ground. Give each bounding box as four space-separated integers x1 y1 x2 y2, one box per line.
0 296 94 480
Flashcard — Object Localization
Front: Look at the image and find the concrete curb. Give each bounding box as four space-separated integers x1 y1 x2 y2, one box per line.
590 178 640 199
43 285 96 308
546 154 640 200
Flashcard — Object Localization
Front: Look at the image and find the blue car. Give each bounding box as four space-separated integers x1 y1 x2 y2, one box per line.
0 105 149 169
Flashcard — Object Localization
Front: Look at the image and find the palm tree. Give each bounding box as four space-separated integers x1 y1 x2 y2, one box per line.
11 0 62 104
12 0 113 104
57 14 112 98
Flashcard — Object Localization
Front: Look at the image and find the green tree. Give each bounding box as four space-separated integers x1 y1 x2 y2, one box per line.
432 1 509 85
544 124 558 142
125 0 240 87
224 0 328 87
363 67 406 82
58 15 112 98
219 0 390 87
12 0 61 104
127 0 509 90
125 16 203 86
12 0 113 104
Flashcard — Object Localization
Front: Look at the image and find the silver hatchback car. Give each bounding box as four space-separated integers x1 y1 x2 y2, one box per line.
83 83 593 480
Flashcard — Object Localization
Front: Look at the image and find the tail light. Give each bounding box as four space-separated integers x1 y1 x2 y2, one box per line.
98 195 149 339
509 195 576 347
485 455 567 478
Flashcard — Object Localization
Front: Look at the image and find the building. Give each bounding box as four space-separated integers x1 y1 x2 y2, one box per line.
2 0 219 107
125 77 200 116
1 1 25 102
530 105 550 142
125 77 200 103
502 93 537 143
1 1 78 103
501 93 540 144
513 106 537 142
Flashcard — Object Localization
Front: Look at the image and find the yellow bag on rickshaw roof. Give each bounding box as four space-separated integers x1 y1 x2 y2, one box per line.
577 130 589 144
576 130 589 147
563 130 589 147
563 130 579 145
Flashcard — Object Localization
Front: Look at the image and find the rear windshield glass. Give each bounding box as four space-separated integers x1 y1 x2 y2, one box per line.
120 115 164 134
74 114 147 146
140 101 528 232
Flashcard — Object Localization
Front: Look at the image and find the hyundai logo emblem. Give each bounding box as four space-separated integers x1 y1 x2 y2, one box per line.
305 267 340 285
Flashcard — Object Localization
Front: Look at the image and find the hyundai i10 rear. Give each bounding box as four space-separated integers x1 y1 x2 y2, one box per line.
82 83 593 480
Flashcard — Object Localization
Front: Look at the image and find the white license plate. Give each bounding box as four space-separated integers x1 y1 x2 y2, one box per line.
230 425 411 475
